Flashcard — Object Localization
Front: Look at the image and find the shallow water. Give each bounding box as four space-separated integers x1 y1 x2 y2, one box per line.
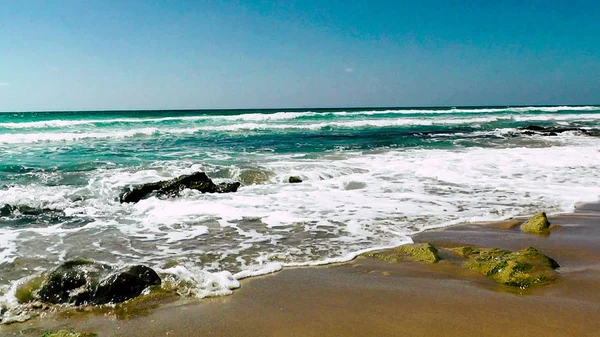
1 106 600 308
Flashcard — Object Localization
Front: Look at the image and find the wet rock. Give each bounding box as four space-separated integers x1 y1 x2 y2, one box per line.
239 169 275 185
520 212 551 235
33 260 162 306
112 287 177 320
15 276 45 304
92 265 161 305
452 246 559 288
0 204 12 216
37 259 110 305
288 176 303 183
363 243 441 263
0 204 62 217
119 172 241 203
520 125 590 136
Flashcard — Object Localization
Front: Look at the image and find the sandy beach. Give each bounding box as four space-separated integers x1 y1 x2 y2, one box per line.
2 203 599 337
2 1 599 336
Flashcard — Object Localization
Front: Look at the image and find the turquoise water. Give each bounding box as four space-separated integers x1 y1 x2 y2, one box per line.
1 106 598 179
1 106 600 310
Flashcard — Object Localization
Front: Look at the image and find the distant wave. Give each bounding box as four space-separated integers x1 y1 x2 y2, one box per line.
0 106 598 129
0 112 318 129
332 105 600 116
2 112 600 144
0 127 165 144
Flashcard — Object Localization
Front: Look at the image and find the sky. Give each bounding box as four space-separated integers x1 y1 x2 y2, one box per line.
1 0 599 111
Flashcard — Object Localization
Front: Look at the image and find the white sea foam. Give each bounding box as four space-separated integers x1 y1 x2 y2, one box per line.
159 265 240 298
1 143 599 312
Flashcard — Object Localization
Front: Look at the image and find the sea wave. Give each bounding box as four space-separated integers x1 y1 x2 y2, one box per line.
1 106 598 129
1 113 599 144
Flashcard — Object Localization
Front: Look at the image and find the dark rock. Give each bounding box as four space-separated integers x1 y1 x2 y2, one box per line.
288 176 303 183
523 125 545 131
119 172 241 203
0 204 12 216
0 204 62 217
520 125 589 136
216 182 242 193
34 260 162 306
92 265 161 304
37 259 111 305
16 205 45 216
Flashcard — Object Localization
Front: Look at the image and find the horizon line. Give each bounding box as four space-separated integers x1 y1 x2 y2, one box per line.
1 103 599 114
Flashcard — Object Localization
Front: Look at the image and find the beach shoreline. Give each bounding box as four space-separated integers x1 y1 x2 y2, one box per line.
2 202 599 336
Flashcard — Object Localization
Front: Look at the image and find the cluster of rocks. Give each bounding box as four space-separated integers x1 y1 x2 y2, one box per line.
15 259 161 306
2 171 309 323
362 213 560 288
119 171 305 204
119 172 241 203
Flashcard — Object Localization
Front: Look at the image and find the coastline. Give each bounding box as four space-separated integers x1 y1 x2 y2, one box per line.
2 203 600 337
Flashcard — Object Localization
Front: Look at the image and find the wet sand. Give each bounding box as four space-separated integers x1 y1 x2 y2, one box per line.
3 203 600 336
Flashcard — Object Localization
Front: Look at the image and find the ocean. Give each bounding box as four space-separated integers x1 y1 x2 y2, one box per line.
1 106 600 309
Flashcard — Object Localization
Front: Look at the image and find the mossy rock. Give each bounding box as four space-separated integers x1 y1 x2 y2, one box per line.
161 259 181 269
41 330 97 337
113 286 177 319
288 176 303 183
239 169 275 185
37 259 111 305
451 246 559 288
363 243 441 263
15 275 45 304
520 212 551 234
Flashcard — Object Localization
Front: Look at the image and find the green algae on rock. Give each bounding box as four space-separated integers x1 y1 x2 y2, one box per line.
112 286 178 319
363 243 441 263
15 276 45 304
239 168 275 185
451 246 559 288
37 259 111 305
31 259 161 306
161 259 181 269
520 212 551 234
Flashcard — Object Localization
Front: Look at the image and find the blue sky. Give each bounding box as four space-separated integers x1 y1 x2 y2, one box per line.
1 0 599 111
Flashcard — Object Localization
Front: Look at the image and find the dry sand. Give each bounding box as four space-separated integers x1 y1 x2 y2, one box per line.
3 203 600 337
